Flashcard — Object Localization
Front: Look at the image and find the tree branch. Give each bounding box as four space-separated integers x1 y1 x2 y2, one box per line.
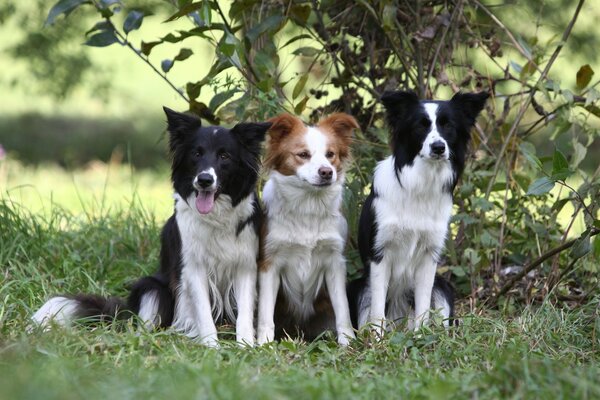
491 228 599 304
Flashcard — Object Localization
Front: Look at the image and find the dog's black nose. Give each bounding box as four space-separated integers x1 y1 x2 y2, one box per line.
318 166 333 180
196 173 214 188
430 141 446 155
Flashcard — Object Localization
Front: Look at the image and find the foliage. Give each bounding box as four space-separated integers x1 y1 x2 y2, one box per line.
36 0 600 307
1 199 600 399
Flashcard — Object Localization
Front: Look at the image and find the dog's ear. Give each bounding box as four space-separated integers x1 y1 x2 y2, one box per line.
267 113 304 141
450 92 489 126
231 122 272 156
318 113 358 148
163 106 201 151
381 90 419 114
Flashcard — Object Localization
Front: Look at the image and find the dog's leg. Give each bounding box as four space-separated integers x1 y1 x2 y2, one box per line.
257 267 280 345
234 265 256 346
368 259 391 338
413 257 437 330
185 267 219 347
326 258 355 346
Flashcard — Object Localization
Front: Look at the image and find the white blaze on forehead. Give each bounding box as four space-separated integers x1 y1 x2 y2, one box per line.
421 102 448 159
423 103 439 128
305 127 329 158
213 129 218 135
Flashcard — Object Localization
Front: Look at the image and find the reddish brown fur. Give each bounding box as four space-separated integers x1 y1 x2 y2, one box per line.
264 113 358 175
263 113 309 176
317 113 358 173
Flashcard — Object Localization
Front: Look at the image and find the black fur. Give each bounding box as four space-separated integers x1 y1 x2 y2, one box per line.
42 108 270 328
382 90 488 191
349 90 488 329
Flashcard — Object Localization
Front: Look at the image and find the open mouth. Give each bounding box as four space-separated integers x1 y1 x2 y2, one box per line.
194 189 220 214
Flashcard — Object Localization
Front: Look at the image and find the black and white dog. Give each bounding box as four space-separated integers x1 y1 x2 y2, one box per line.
32 108 271 347
349 90 488 333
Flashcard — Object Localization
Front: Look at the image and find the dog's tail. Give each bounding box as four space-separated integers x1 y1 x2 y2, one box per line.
432 275 456 327
31 294 130 328
31 275 174 330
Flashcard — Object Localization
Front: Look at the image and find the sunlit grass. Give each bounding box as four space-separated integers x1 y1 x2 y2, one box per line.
1 197 599 399
0 158 172 222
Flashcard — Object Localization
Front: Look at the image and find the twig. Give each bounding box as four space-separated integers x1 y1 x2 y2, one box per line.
484 0 586 199
471 0 543 75
491 228 599 304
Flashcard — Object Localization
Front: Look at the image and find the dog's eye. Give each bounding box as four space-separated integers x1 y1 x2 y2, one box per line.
419 117 431 128
438 117 450 128
297 151 310 159
326 151 335 159
194 149 203 158
218 152 230 160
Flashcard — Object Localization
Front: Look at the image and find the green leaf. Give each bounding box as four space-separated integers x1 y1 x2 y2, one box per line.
46 0 91 26
526 177 554 196
570 231 591 259
576 64 594 90
165 1 204 22
209 89 239 111
552 148 568 173
293 47 320 57
85 21 111 36
141 41 161 56
294 96 309 114
551 148 572 181
84 30 119 47
571 141 587 169
245 15 285 43
519 142 542 170
289 4 311 25
292 74 309 100
186 82 202 100
593 235 600 258
280 34 312 49
219 32 238 57
200 1 212 25
123 10 144 34
174 48 193 62
161 59 174 73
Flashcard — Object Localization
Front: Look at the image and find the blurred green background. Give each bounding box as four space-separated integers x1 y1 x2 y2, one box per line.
0 0 598 220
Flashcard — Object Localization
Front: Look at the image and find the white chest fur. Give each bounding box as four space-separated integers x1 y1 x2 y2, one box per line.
373 157 453 290
172 193 258 334
263 172 347 318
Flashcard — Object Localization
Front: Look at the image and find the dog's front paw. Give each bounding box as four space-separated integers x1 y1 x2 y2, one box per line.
199 333 220 348
236 329 255 347
337 328 355 346
257 325 274 345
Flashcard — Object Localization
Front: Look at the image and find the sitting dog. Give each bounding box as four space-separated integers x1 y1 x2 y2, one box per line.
257 113 358 345
32 107 271 347
349 90 488 333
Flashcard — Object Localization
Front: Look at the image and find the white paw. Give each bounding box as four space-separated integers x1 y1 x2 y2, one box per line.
199 333 219 348
257 326 274 345
337 328 355 346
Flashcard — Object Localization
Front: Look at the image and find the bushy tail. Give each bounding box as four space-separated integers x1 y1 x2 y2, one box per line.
31 294 130 329
31 275 174 330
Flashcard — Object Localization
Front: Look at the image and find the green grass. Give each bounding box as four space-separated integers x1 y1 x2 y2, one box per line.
1 192 600 399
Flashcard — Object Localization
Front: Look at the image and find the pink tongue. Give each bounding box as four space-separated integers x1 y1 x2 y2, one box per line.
195 191 216 214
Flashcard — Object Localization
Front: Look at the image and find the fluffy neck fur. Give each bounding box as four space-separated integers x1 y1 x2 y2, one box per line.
263 170 345 219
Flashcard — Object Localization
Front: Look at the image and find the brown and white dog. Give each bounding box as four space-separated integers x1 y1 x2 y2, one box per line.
257 113 358 345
